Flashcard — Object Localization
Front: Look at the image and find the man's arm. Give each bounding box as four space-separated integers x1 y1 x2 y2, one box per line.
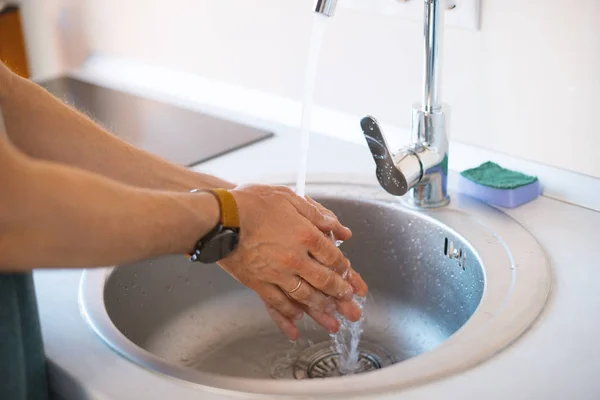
0 61 233 192
0 136 365 333
0 136 220 270
0 63 368 339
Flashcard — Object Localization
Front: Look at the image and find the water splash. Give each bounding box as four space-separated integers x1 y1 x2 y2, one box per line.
329 295 367 375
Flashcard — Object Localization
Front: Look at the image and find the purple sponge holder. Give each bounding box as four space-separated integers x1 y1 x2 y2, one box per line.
457 175 543 208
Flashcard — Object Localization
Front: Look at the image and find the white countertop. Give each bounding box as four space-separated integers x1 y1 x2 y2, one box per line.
33 60 600 399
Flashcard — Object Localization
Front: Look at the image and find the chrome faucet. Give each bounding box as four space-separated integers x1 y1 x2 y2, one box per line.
314 0 450 208
313 0 338 17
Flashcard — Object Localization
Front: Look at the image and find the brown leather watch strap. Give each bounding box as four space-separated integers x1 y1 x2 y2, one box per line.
205 188 240 228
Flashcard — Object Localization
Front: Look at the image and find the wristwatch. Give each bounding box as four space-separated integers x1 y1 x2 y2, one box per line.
188 188 240 264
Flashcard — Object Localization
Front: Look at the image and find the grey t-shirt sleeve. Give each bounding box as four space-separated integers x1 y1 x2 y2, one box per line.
0 273 49 400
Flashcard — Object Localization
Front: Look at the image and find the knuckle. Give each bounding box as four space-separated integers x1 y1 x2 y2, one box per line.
313 267 331 285
323 268 339 290
313 201 332 216
330 273 345 294
300 230 319 247
276 185 294 196
271 192 287 205
328 212 339 222
274 305 294 317
259 289 277 303
263 267 284 282
297 288 327 309
269 293 288 309
309 204 323 219
282 253 302 269
313 268 338 292
301 201 319 218
320 245 341 266
279 305 297 318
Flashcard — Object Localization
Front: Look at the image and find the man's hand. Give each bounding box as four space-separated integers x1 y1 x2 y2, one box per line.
217 184 368 340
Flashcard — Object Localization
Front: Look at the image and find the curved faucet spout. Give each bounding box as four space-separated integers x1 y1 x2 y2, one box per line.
361 116 422 196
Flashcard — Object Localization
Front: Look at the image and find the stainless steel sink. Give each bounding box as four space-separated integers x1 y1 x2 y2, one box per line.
79 181 551 398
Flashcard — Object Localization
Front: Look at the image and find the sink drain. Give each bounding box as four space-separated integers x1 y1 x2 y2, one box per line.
293 341 394 379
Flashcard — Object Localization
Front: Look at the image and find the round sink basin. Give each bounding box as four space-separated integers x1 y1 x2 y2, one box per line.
79 181 551 398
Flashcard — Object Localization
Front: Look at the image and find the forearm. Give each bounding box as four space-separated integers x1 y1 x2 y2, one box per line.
0 150 219 271
0 63 234 191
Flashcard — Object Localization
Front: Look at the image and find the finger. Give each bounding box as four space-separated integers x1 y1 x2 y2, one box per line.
301 226 352 275
300 199 364 295
300 304 341 334
299 256 354 300
258 284 305 320
305 196 352 241
281 275 336 313
345 269 369 297
335 298 363 322
264 302 300 341
284 192 339 233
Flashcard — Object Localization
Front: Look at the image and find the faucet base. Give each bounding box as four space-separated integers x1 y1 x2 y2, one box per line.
406 104 450 208
402 190 450 209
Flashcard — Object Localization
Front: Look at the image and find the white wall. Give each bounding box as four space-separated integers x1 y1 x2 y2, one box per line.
21 0 600 178
19 0 88 79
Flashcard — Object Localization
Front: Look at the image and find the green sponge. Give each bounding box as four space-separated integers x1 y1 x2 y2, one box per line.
458 161 542 208
460 161 538 189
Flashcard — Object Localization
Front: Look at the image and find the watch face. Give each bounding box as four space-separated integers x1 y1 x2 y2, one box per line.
195 228 239 264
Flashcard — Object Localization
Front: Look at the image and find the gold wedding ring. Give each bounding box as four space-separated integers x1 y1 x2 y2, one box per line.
287 277 303 294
